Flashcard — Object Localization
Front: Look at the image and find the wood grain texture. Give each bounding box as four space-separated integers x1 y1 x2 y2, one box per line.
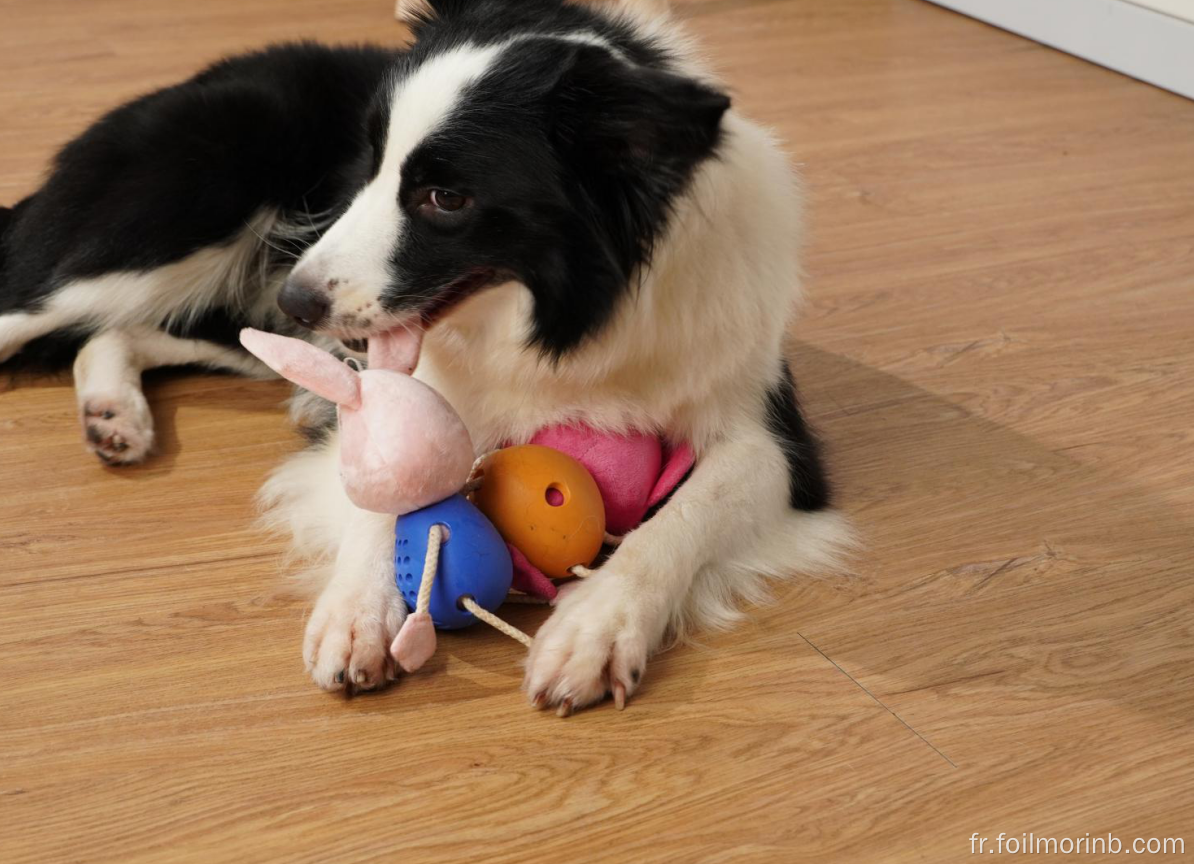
2 1 1192 861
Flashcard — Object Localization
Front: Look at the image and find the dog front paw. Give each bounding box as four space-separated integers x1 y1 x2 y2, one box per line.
523 572 653 716
304 578 407 692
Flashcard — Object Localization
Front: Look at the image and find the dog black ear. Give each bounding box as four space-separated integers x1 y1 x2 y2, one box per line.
520 44 730 358
403 0 544 30
549 44 731 180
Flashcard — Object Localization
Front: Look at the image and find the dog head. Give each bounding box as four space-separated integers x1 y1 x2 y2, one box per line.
281 1 729 358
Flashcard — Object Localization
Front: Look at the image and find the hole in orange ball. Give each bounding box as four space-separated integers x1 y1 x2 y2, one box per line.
545 484 565 507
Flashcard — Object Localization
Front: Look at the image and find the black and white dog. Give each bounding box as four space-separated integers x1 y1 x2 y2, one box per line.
0 0 850 712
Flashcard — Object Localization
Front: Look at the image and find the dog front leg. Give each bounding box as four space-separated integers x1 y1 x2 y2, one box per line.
524 419 795 714
303 505 407 691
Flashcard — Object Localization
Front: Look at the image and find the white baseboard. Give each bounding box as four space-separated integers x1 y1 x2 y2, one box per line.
924 0 1194 100
1121 0 1194 24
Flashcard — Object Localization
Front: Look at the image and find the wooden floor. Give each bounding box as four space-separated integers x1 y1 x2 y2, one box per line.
2 1 1193 861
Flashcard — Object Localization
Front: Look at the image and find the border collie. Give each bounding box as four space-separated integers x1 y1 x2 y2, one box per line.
0 0 851 713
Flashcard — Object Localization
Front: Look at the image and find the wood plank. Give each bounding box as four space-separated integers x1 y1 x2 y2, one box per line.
1 0 1191 861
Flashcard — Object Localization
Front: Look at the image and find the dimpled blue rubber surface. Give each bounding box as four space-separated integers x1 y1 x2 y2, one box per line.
394 494 513 629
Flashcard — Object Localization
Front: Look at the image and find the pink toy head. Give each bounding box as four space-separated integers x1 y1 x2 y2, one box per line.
240 327 474 515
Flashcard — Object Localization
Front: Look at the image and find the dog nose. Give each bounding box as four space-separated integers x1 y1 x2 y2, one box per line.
278 278 330 328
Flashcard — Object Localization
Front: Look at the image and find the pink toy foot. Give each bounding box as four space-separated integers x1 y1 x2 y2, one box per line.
390 611 437 673
509 544 557 601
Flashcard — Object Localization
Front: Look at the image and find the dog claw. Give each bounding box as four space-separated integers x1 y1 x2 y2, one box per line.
613 681 626 711
557 699 574 718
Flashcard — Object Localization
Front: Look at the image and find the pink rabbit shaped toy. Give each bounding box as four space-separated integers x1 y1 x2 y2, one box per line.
241 327 516 673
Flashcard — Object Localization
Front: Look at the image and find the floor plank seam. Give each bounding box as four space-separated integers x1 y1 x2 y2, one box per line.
797 632 959 769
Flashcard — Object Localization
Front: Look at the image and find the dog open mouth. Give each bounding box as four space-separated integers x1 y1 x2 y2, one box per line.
341 268 497 370
418 268 496 328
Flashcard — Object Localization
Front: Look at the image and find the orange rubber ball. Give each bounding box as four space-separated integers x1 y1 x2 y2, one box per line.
472 444 605 579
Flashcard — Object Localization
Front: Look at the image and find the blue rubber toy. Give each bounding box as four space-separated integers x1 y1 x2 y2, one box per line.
393 494 513 629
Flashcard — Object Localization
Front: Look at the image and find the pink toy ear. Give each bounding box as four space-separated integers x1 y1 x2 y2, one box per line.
240 328 361 408
647 441 695 508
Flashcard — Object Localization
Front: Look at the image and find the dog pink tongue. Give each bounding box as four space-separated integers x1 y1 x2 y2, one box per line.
367 325 424 375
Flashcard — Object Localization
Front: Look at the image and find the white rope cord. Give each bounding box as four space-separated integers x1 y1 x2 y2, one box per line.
415 524 444 615
460 596 534 647
462 449 501 495
417 522 535 648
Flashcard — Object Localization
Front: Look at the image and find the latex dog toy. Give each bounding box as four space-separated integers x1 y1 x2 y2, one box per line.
240 326 695 675
241 326 527 671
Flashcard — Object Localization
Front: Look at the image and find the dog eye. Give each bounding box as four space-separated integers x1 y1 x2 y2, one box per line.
428 189 467 212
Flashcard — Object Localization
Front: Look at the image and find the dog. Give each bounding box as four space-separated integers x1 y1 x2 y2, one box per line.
0 0 851 713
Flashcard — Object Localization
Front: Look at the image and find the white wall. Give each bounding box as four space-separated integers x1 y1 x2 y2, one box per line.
925 0 1194 100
